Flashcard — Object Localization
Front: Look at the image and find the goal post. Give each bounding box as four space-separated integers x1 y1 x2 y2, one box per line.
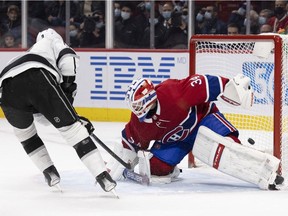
188 34 288 177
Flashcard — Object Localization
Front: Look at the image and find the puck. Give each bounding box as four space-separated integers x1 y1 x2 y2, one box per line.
248 138 255 145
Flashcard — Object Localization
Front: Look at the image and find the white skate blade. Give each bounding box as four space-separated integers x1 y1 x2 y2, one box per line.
53 183 63 192
111 189 119 199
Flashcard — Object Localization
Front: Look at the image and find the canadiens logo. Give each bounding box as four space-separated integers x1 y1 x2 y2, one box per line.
155 119 170 128
162 126 189 143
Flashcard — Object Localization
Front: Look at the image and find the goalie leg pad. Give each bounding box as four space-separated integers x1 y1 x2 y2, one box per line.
106 143 137 180
150 166 182 184
192 126 280 190
139 154 181 184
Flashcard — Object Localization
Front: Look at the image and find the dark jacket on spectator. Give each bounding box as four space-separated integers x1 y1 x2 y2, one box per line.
114 17 140 48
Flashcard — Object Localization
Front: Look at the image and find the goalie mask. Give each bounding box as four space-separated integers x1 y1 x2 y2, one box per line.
126 78 157 122
36 28 63 42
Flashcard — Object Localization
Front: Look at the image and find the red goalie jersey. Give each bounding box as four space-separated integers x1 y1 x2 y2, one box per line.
121 74 236 164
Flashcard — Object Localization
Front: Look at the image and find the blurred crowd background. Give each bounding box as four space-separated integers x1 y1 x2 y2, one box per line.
0 0 286 49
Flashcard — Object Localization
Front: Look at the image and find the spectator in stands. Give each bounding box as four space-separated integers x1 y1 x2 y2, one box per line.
267 0 288 33
0 4 21 41
135 1 167 48
69 22 80 48
71 0 105 26
134 1 152 42
44 0 79 27
260 24 273 33
114 1 121 22
228 3 247 34
200 5 227 34
181 5 189 26
138 9 166 48
244 9 260 34
114 2 140 48
195 7 206 34
157 1 187 49
227 23 240 35
258 9 274 26
79 10 105 48
0 31 19 48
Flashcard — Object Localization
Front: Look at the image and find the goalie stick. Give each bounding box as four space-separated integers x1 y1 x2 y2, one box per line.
123 168 150 185
91 133 132 170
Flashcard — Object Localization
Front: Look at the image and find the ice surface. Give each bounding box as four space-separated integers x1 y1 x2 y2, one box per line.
1 118 288 216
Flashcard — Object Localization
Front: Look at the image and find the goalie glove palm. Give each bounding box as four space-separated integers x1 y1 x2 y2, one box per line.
218 74 254 109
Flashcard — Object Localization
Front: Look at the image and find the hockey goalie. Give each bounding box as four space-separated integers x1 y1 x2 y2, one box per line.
106 74 284 190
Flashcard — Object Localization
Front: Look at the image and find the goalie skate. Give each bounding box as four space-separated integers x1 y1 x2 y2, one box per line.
268 175 285 190
43 165 61 188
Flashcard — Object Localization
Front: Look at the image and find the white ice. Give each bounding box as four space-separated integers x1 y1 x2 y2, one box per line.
1 118 288 216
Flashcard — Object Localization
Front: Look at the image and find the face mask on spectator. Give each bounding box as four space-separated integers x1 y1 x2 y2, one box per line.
274 7 285 16
238 7 246 16
145 2 151 11
69 30 78 37
121 11 131 20
204 11 212 19
162 11 172 20
258 16 267 25
114 8 121 17
196 13 204 22
149 18 158 25
96 21 104 29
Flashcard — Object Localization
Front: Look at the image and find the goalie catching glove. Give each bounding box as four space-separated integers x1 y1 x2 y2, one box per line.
218 74 253 109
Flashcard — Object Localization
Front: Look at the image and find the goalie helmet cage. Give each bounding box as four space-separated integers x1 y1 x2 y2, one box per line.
188 34 288 177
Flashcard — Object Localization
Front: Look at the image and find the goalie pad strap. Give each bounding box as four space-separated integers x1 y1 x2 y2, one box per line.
193 126 280 190
213 144 225 169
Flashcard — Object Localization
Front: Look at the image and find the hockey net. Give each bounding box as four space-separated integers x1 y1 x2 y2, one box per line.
189 34 288 177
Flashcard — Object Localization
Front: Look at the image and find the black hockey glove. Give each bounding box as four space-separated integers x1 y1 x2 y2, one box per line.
78 115 95 135
60 82 77 104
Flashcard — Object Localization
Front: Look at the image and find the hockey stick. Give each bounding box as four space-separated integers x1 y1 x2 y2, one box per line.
123 168 150 185
91 133 132 170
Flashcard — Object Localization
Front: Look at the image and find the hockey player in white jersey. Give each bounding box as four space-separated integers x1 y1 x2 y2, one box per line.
0 28 116 193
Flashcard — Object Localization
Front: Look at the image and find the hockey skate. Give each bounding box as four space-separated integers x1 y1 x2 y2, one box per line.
268 175 285 190
43 165 60 187
96 171 117 194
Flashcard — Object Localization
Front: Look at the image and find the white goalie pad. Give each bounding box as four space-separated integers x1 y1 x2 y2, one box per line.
138 150 153 179
136 151 182 184
192 126 280 190
106 143 137 180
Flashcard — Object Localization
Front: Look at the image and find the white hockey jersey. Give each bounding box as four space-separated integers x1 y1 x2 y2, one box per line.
0 29 79 86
